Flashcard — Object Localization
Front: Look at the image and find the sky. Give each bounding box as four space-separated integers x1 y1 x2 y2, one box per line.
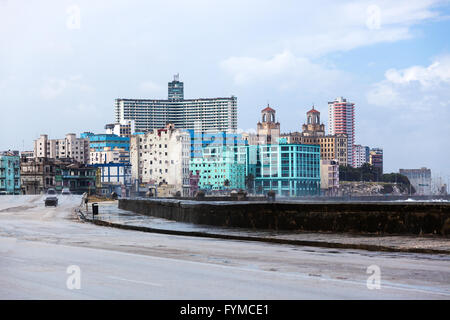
1 0 449 182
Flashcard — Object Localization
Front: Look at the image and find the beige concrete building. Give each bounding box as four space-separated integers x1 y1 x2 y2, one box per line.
33 133 90 164
244 105 281 145
302 107 325 137
281 107 348 166
20 151 34 160
320 159 339 195
130 124 191 196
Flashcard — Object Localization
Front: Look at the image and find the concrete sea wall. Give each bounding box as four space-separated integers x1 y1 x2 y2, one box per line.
159 195 450 202
118 199 450 235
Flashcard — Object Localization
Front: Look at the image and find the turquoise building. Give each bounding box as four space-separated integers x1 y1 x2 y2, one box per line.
189 132 247 191
187 130 247 158
247 140 321 196
0 151 21 195
80 132 130 152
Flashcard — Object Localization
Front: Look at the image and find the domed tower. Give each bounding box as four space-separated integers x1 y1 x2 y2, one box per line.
302 106 325 137
257 105 280 144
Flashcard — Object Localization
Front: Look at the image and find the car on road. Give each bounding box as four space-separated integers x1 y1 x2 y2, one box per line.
61 188 71 195
44 188 58 207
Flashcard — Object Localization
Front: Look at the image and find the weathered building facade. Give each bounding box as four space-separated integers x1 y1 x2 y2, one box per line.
20 157 59 194
130 124 191 196
0 151 21 195
320 159 339 195
33 133 90 164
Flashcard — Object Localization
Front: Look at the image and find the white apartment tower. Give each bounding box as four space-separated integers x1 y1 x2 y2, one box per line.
328 97 355 167
115 75 237 133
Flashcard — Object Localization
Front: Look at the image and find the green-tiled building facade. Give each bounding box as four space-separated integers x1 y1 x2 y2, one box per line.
247 142 321 196
190 144 247 191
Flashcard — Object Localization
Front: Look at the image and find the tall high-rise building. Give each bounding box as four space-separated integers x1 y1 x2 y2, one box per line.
328 97 355 167
115 75 237 133
168 74 184 101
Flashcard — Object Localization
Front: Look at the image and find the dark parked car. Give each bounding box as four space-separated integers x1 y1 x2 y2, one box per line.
44 188 58 207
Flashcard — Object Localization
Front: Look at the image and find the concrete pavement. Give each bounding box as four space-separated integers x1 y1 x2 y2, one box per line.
0 195 449 299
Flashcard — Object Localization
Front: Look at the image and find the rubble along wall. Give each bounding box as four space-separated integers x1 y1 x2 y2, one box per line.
118 199 450 235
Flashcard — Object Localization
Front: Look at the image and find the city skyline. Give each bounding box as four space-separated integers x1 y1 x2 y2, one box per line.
1 2 449 303
1 0 449 179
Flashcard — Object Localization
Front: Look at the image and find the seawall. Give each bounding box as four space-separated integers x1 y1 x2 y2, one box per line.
118 199 450 235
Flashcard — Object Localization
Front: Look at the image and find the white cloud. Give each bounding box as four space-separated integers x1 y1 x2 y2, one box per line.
366 5 382 30
278 0 443 57
384 56 450 87
367 54 450 109
287 27 412 58
221 1 445 90
363 54 450 175
220 50 348 92
40 75 93 100
367 81 401 106
221 51 296 85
